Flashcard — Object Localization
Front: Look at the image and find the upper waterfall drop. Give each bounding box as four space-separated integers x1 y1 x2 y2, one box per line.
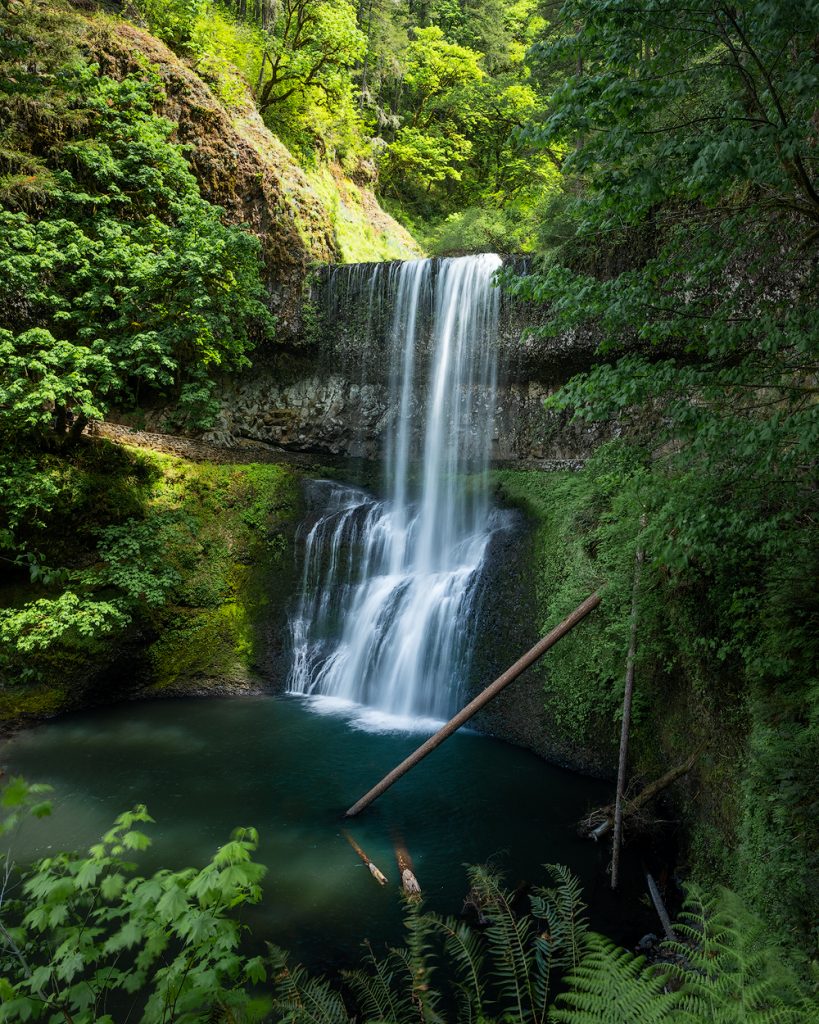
288 254 506 726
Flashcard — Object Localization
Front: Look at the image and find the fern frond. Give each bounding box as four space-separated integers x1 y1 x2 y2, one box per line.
268 946 351 1024
399 898 444 1023
651 886 817 1023
429 913 486 1024
553 933 672 1024
343 945 413 1024
467 864 535 1022
527 863 590 1021
530 863 590 969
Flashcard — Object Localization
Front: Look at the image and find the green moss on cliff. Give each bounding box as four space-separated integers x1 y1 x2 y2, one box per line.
0 442 301 724
0 686 66 722
306 165 424 263
138 455 299 691
493 448 636 753
493 442 815 958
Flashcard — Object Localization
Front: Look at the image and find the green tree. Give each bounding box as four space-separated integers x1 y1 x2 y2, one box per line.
384 126 473 194
133 0 207 49
361 2 553 242
401 26 484 127
379 26 483 205
513 0 818 591
509 0 819 945
253 0 365 114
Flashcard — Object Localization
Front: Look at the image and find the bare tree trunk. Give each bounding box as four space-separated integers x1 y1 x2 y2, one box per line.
611 525 645 889
346 592 602 817
646 872 676 941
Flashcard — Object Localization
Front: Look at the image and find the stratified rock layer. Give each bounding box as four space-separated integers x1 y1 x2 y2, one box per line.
199 260 614 467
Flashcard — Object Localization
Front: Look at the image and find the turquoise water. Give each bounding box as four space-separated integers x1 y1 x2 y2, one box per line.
1 694 611 970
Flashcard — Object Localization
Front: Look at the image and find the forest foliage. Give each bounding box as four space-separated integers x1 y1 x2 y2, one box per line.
499 0 818 960
1 781 815 1023
0 0 278 660
128 0 561 251
0 1 273 445
0 0 817 1009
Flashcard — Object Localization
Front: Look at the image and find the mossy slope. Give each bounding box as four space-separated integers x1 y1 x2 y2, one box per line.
0 442 301 727
6 0 422 345
492 446 816 959
306 164 424 263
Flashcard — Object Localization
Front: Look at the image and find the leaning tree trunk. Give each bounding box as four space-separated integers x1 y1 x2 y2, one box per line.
346 592 602 817
611 522 645 889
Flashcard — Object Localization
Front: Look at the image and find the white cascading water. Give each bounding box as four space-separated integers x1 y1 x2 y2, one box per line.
287 254 503 726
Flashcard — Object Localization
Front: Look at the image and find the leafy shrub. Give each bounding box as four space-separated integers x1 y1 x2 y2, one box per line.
0 10 274 445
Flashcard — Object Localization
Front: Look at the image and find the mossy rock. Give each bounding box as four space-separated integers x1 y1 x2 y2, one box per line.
147 603 253 691
0 444 303 722
0 686 67 726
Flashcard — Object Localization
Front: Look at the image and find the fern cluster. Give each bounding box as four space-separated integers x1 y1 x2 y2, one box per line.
268 863 589 1024
267 870 817 1024
552 888 813 1024
2 785 811 1024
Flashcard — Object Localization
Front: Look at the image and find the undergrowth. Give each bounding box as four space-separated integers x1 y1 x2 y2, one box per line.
493 440 818 960
0 441 299 712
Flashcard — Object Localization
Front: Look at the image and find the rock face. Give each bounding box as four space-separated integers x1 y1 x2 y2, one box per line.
86 19 417 338
90 19 335 338
467 511 615 776
203 259 614 466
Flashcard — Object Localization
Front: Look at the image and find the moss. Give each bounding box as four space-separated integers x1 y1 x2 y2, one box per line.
0 442 302 717
305 164 424 263
135 454 300 689
147 603 250 689
493 446 815 957
491 464 628 756
0 685 67 725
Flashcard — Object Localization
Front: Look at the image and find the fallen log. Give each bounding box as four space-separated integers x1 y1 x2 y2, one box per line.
646 872 676 941
343 831 388 886
395 843 422 900
580 750 702 841
346 592 602 817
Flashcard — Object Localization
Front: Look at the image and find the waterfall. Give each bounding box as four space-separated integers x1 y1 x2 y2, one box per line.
288 254 504 726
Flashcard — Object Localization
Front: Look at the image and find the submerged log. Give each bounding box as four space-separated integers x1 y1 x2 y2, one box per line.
345 592 602 817
394 842 422 899
343 831 388 886
401 868 422 898
580 750 702 841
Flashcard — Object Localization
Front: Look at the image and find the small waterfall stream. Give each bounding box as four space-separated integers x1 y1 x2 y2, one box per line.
288 254 506 725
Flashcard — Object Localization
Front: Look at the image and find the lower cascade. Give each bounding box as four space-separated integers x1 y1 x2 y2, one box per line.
287 254 506 724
